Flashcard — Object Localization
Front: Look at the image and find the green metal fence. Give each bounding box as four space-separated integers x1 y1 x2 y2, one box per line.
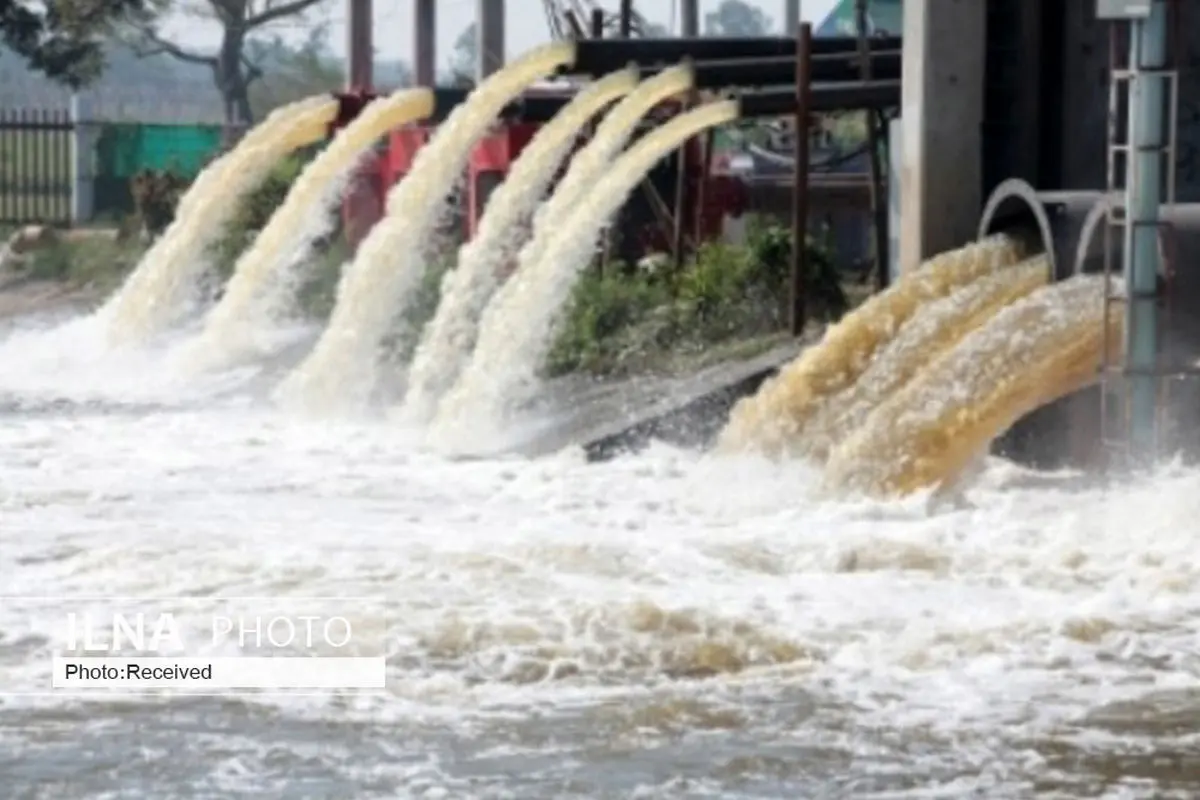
93 123 228 217
0 111 230 225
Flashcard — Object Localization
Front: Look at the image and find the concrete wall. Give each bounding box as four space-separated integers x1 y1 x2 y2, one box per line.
899 0 1200 271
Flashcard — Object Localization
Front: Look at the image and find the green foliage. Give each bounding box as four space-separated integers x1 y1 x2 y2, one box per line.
743 217 848 319
377 253 456 368
824 112 869 148
546 267 675 376
546 220 849 378
0 0 150 87
293 236 350 319
212 152 310 278
21 233 145 290
239 152 309 232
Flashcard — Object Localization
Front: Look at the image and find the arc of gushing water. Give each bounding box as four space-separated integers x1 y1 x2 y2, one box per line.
519 63 696 281
277 42 578 414
400 66 642 425
822 274 1119 498
101 95 340 346
716 235 1025 457
180 88 437 374
430 98 741 447
798 257 1050 463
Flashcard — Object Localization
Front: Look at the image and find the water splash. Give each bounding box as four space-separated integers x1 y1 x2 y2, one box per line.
430 99 741 450
400 67 641 425
277 42 577 414
823 274 1120 498
717 235 1026 458
519 64 695 282
101 95 339 345
799 257 1050 462
180 89 436 374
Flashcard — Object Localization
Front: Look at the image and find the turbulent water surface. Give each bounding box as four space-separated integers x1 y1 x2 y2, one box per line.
2 312 1200 799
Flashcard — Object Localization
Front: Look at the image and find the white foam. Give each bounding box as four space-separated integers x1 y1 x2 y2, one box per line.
2 303 1199 794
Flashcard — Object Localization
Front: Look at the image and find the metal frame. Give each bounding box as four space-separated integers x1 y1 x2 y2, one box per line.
1099 9 1183 464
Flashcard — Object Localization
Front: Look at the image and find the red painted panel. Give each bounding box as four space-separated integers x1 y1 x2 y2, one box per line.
467 123 543 236
386 127 432 182
341 156 387 252
346 107 741 256
470 131 512 173
341 127 432 249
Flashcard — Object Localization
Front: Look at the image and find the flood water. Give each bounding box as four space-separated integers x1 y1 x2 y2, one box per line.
2 313 1200 799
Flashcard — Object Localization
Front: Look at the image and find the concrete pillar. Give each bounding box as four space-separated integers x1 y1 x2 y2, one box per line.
345 0 373 90
899 0 986 272
681 0 699 36
70 93 94 225
476 0 505 81
414 0 436 87
784 0 801 34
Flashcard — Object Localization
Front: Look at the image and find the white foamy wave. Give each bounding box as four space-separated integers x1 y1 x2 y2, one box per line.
0 311 314 407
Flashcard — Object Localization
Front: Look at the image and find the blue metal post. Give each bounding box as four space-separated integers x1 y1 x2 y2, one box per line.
1124 0 1168 462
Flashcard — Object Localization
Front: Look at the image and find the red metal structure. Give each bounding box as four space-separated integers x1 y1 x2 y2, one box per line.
337 96 747 260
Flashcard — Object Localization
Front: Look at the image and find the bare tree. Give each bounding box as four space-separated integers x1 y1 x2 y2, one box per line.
126 0 330 124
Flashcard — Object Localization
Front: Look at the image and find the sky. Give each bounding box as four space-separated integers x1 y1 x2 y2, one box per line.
161 0 843 68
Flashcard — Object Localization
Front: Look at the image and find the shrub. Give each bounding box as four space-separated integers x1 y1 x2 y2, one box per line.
129 169 187 237
546 221 851 378
293 236 351 319
237 153 309 232
546 266 675 376
377 253 457 367
743 218 848 320
24 233 145 290
212 152 312 278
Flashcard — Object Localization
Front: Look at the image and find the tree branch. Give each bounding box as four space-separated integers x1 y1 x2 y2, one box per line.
128 27 217 65
246 0 325 29
242 54 263 84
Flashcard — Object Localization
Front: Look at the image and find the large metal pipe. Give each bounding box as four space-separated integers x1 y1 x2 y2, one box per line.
737 81 899 116
1073 197 1200 365
566 35 900 76
976 178 1102 281
977 178 1200 470
979 179 1200 368
977 180 1104 472
633 50 901 87
423 81 898 124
